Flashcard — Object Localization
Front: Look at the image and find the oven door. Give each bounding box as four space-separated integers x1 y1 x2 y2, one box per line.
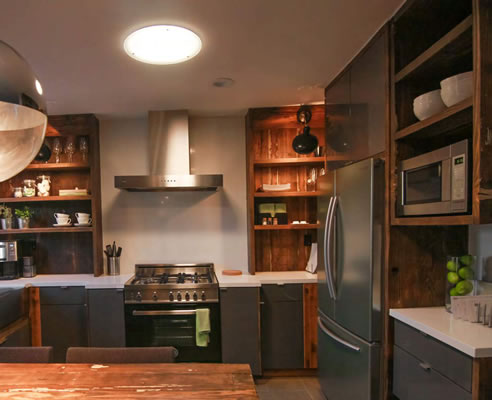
397 140 468 216
125 303 221 362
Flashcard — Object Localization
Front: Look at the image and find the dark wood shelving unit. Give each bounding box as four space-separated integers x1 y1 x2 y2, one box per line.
25 162 90 171
0 227 93 234
254 191 321 198
0 195 92 203
0 114 103 276
254 224 320 231
246 105 333 274
391 215 474 226
394 97 473 141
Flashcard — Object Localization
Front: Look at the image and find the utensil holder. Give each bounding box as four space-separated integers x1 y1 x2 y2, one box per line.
107 256 120 276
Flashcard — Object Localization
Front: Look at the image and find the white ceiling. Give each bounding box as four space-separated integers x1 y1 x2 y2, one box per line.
0 0 404 118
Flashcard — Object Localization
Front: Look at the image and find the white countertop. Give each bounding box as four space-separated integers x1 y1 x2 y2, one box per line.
214 265 317 287
390 307 492 358
0 274 133 289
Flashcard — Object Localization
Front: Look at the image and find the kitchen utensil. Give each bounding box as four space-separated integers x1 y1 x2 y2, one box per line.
112 241 116 256
222 270 242 276
107 256 120 276
106 245 113 256
440 71 473 107
116 247 122 257
413 89 446 121
104 250 110 257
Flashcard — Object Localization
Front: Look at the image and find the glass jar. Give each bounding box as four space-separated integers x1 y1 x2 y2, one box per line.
36 175 51 197
445 255 477 312
13 187 23 198
22 179 36 197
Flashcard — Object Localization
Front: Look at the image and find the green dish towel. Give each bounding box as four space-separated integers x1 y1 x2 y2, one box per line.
196 308 210 347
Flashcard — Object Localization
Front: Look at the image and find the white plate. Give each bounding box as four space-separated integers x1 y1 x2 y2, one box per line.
74 223 92 227
53 223 72 227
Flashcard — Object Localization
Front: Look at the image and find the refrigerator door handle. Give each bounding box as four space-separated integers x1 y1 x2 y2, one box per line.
318 316 360 352
327 196 338 300
324 196 335 299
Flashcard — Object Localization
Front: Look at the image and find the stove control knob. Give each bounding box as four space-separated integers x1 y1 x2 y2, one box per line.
169 292 174 302
136 292 142 302
177 292 182 301
152 291 158 301
193 292 198 301
185 292 190 301
201 291 206 301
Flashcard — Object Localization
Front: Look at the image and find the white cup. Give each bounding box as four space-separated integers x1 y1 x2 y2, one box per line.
54 213 69 219
55 217 71 225
75 213 91 224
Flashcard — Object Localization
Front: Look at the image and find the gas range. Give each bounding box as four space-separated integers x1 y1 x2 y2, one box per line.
124 263 219 304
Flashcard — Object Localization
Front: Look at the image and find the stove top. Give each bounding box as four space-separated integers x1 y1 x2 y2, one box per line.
124 263 219 304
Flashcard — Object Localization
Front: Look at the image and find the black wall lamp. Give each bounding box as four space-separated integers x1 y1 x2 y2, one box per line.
0 41 47 182
292 105 318 155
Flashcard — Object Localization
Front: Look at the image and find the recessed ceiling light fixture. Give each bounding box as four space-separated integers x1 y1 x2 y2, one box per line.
124 25 202 65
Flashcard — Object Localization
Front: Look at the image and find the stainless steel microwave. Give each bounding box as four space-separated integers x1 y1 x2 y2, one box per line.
397 139 469 217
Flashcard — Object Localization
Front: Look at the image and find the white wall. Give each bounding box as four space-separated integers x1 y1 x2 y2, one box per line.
99 116 248 274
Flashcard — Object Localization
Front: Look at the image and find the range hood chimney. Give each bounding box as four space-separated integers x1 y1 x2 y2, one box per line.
115 110 223 191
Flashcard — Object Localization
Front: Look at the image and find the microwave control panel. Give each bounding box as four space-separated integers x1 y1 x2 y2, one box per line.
452 154 466 202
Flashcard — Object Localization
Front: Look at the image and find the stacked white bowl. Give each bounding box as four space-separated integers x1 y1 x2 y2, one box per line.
412 71 473 121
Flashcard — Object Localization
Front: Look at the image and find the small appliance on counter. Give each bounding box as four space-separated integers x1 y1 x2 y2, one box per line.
0 240 36 279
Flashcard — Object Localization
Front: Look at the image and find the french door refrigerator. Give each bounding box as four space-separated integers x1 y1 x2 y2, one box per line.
317 158 384 400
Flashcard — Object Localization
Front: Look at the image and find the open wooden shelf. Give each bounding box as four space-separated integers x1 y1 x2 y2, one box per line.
395 15 473 83
254 224 320 230
0 195 92 203
391 215 473 226
394 97 473 141
254 191 321 198
25 162 90 171
0 227 93 234
254 157 325 167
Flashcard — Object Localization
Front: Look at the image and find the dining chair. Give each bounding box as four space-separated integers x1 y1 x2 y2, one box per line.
66 347 178 363
0 346 54 363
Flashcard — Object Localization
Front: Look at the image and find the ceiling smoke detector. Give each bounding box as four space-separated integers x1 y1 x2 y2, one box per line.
212 78 235 88
124 25 202 65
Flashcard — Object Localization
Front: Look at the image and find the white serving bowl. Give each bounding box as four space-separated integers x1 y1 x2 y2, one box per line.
413 89 447 121
440 71 473 107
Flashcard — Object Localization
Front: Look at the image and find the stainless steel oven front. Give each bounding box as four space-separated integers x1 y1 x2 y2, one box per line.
125 302 221 362
397 139 469 217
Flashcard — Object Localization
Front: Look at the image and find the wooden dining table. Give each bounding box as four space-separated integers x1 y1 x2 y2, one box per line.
0 363 258 399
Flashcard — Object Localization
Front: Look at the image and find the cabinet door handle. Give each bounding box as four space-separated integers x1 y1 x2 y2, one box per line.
419 362 431 371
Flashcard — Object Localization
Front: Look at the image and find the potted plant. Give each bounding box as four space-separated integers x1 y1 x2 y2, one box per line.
0 204 12 229
15 206 34 229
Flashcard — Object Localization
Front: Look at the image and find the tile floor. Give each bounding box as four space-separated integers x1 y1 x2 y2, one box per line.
255 376 326 400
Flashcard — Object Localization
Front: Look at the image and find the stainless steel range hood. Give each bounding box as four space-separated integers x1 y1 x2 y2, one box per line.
115 110 223 191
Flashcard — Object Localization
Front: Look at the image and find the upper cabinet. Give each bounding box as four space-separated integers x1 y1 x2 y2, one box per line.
390 0 492 226
325 28 388 163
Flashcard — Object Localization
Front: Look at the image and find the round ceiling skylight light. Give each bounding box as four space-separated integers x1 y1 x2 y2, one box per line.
124 25 202 65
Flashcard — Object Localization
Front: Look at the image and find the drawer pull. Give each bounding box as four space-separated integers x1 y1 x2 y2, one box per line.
419 362 431 371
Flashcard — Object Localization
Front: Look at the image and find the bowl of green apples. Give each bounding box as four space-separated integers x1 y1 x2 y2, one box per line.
446 255 476 312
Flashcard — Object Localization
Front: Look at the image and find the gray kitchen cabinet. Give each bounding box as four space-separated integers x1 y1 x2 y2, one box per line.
40 287 88 362
87 289 126 347
261 284 304 370
393 320 472 400
220 287 261 375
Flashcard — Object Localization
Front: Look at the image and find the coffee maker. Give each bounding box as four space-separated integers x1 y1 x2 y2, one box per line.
0 240 35 279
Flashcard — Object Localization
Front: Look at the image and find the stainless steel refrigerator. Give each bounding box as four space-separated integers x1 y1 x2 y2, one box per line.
317 158 384 400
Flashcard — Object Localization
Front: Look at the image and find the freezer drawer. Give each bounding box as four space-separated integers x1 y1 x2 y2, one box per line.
393 345 471 400
318 313 380 400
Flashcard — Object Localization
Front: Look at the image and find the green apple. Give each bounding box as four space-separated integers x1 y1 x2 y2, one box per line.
456 280 473 295
446 260 458 272
450 288 459 296
447 272 460 285
459 255 474 266
458 267 474 280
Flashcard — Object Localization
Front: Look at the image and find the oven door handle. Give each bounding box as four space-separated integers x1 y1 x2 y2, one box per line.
132 310 197 316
